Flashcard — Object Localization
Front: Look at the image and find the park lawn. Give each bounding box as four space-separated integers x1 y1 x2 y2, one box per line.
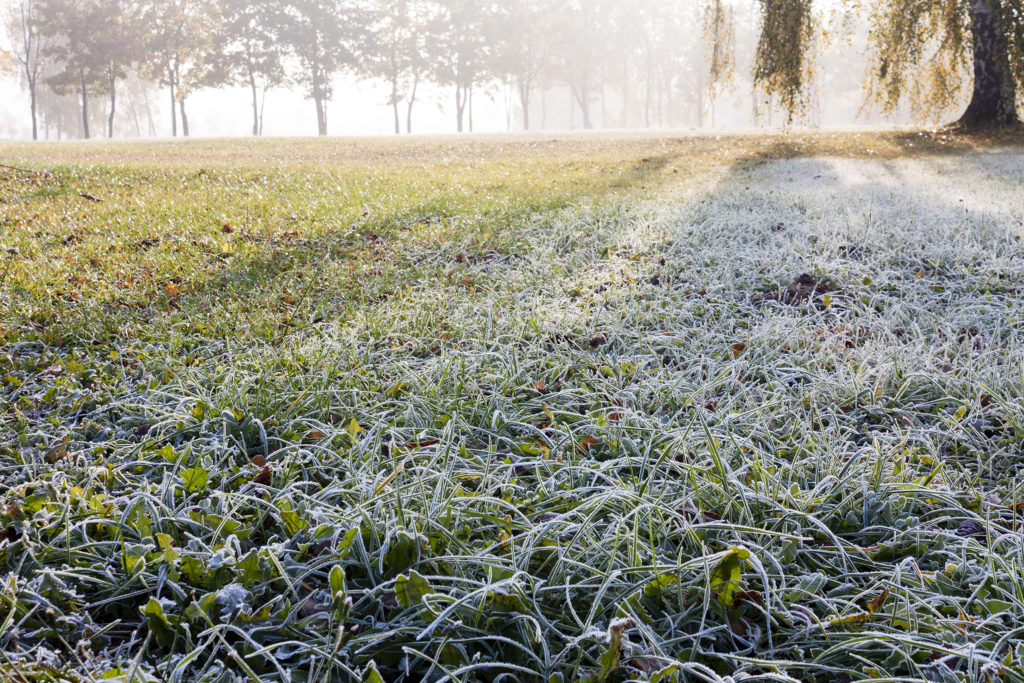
1 131 1024 682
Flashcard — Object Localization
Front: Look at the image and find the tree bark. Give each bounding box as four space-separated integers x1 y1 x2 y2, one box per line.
179 98 189 137
249 68 260 136
315 96 327 135
108 69 116 138
169 68 177 137
956 0 1020 129
518 78 531 131
455 83 466 133
80 70 90 139
29 82 38 140
571 84 593 129
406 76 418 134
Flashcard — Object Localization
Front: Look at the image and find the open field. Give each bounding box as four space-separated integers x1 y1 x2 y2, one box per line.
2 131 1024 682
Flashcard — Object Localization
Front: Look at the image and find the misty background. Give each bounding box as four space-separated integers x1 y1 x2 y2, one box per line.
0 0 954 140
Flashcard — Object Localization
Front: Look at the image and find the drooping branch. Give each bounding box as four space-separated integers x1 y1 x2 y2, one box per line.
753 0 816 121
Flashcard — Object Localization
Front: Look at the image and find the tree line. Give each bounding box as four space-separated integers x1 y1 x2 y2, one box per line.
3 0 1023 141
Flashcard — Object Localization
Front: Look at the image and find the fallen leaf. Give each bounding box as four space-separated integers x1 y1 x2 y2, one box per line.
252 466 271 485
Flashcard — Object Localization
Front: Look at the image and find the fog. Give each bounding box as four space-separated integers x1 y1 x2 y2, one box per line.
0 0 949 141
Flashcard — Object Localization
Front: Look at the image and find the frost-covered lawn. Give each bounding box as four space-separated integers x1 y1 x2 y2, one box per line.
1 133 1023 682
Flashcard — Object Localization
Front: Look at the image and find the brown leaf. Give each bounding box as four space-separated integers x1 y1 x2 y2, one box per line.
955 519 985 538
252 466 271 485
734 590 765 607
300 595 326 617
221 223 234 233
863 588 889 615
404 439 440 449
728 343 746 359
580 436 599 452
165 283 180 297
40 364 63 378
251 455 267 467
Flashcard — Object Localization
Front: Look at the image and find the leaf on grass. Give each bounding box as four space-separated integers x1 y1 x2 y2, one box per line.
643 574 679 602
710 547 750 609
252 466 271 485
864 588 889 615
395 570 434 607
278 500 307 535
165 283 180 297
142 598 177 647
361 662 386 683
597 617 633 681
728 343 746 359
181 467 209 493
329 566 346 598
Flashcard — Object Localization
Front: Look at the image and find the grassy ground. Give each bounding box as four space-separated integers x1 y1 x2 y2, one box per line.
1 131 1024 682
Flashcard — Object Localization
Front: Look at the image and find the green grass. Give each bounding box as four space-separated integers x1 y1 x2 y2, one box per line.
2 132 1024 682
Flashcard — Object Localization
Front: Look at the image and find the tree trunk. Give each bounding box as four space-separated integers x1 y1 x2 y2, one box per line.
259 87 268 135
572 85 593 129
169 71 177 137
108 70 116 138
29 80 38 140
518 79 530 131
315 96 327 135
956 0 1020 128
406 76 418 134
249 69 260 136
80 70 90 139
390 75 401 134
455 84 465 132
144 88 156 137
179 97 189 137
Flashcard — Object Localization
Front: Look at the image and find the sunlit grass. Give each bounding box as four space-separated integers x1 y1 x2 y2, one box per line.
1 131 1024 682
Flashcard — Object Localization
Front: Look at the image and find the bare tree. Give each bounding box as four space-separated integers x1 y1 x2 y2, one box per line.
5 0 46 139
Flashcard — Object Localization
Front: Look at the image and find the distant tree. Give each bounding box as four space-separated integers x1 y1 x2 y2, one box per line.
754 0 1024 129
35 0 103 139
94 1 142 138
429 0 496 132
279 0 367 136
550 0 614 129
140 0 219 137
366 0 433 134
205 0 286 136
4 0 46 139
490 0 552 131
